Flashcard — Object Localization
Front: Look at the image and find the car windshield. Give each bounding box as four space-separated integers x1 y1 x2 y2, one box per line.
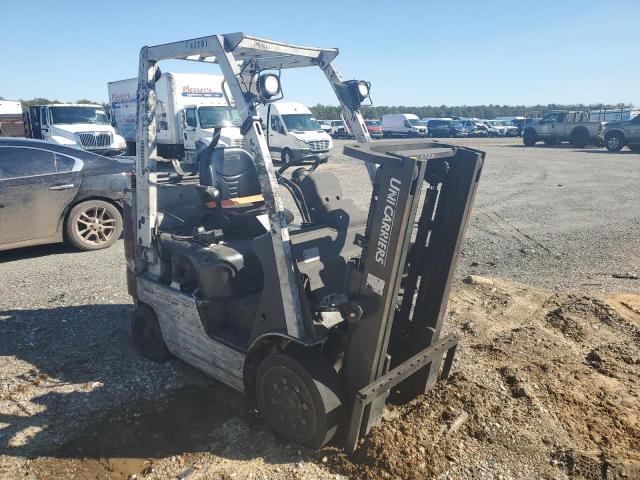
50 106 110 125
407 119 420 126
282 114 321 132
451 121 463 128
198 106 241 129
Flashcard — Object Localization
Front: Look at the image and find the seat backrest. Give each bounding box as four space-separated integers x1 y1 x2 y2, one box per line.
199 147 261 200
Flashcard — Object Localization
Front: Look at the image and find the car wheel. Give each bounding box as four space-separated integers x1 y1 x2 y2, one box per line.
523 129 537 146
282 149 294 165
131 302 171 362
605 133 625 152
65 200 122 251
570 128 589 148
256 347 346 449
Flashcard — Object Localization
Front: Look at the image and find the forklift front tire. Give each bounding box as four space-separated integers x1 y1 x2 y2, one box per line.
256 347 346 449
131 303 171 362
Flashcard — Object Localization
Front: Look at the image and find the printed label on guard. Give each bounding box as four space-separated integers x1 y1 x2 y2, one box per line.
367 273 385 296
375 177 402 266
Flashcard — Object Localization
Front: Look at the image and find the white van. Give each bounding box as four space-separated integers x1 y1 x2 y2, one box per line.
381 113 427 137
259 102 333 164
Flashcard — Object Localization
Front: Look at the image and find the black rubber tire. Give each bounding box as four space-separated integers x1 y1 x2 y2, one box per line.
570 128 589 148
65 200 123 251
256 347 346 449
131 302 171 362
628 144 640 153
281 148 294 165
523 129 537 146
605 132 625 152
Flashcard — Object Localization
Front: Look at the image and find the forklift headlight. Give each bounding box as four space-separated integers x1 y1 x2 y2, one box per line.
357 81 370 99
257 73 281 101
339 80 372 109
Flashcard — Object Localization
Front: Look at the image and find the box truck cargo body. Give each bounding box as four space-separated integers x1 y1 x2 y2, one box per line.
0 101 25 137
108 73 243 159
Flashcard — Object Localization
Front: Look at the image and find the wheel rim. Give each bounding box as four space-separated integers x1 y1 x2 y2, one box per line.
608 137 620 150
260 365 318 444
75 206 117 245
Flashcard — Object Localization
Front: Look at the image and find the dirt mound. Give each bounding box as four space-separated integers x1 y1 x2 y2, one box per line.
324 279 640 479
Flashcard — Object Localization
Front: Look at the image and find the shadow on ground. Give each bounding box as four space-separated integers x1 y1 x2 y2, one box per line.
0 303 256 465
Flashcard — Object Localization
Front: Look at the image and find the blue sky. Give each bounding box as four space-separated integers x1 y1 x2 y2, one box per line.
1 0 638 106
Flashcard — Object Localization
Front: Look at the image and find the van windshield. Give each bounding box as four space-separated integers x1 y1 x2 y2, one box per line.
198 106 241 129
50 106 110 125
282 114 321 132
407 119 420 126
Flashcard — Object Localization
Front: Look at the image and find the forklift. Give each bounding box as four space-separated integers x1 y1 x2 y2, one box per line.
124 33 484 452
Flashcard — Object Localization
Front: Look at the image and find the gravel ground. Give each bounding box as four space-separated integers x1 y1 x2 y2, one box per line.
0 137 638 479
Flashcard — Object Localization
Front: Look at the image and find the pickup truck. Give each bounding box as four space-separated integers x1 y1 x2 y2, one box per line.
522 110 603 148
601 114 640 152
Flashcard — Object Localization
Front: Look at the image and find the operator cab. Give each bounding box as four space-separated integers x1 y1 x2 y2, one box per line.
153 129 367 351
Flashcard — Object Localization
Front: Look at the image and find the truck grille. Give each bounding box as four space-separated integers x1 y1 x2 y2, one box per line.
308 140 330 151
78 132 112 149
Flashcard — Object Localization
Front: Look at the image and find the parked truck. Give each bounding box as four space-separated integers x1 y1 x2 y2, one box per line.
0 101 25 137
601 114 640 152
108 72 243 159
24 104 127 155
522 110 603 148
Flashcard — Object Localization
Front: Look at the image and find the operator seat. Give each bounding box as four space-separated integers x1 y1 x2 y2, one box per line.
199 147 268 236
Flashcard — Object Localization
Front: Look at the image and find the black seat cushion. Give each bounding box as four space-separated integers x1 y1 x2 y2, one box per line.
159 233 262 300
199 147 261 200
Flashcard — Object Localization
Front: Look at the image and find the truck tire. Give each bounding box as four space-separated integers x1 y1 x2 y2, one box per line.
570 128 589 148
65 200 123 251
523 129 537 146
605 132 625 152
281 148 294 165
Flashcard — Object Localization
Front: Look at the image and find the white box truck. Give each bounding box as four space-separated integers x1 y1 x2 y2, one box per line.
381 113 427 137
108 73 243 159
258 101 332 165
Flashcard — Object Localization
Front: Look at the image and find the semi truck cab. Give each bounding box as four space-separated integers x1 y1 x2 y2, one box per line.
25 104 126 156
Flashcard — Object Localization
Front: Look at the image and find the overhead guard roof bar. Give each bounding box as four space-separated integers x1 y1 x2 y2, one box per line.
146 33 339 70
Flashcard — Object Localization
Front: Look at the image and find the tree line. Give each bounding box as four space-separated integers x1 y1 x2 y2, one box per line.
2 97 632 120
0 97 112 114
309 103 633 120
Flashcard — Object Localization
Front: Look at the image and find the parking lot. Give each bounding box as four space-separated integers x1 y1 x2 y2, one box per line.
1 137 639 479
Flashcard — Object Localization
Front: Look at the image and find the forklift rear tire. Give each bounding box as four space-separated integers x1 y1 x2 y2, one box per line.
131 303 171 362
256 347 346 449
